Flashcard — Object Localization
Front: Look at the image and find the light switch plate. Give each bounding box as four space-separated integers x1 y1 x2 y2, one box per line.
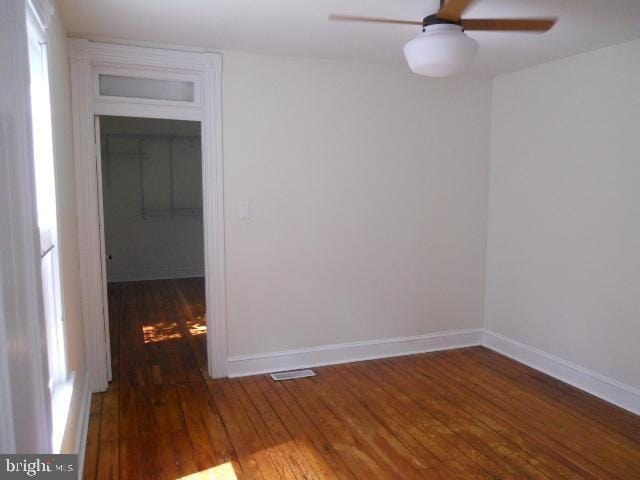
238 201 251 220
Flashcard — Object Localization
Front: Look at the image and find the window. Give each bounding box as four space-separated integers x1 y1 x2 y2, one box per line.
26 2 72 453
99 74 195 102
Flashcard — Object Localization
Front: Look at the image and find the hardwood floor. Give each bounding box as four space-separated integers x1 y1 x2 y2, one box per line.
84 278 640 479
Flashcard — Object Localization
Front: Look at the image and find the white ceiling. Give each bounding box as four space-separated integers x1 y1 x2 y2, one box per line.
58 0 640 76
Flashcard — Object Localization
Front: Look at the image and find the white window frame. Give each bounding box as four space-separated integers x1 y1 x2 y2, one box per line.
26 0 73 453
0 0 51 454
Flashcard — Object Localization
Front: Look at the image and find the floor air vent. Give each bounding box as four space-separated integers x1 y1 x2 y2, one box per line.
270 369 316 381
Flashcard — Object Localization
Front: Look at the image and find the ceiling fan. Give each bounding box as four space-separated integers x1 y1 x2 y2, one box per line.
329 0 557 77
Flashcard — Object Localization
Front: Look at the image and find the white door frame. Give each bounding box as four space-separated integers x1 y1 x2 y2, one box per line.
68 39 227 391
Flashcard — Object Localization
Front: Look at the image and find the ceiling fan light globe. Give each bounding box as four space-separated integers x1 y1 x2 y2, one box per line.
403 24 478 77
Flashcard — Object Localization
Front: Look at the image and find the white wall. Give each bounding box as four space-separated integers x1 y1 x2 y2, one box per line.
222 52 492 357
486 39 640 389
100 117 204 282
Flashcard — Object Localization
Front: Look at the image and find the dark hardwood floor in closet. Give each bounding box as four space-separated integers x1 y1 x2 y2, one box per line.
83 278 640 479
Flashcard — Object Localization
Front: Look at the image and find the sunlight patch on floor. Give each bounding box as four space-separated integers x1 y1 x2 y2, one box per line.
143 321 183 343
179 461 237 479
187 315 207 336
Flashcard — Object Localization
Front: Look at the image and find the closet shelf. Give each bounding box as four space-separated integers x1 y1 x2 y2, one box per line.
142 207 202 219
102 132 202 220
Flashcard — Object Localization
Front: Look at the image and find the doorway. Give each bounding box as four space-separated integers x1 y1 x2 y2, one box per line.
69 40 226 390
97 116 208 382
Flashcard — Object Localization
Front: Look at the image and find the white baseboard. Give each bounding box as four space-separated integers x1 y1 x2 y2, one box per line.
75 372 92 480
227 329 484 378
483 330 640 416
226 327 640 415
107 267 204 282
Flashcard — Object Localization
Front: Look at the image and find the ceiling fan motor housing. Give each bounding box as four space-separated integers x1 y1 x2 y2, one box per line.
422 13 461 32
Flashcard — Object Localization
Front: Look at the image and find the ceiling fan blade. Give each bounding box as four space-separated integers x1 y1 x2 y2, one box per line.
328 14 422 26
461 18 557 32
437 0 475 22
